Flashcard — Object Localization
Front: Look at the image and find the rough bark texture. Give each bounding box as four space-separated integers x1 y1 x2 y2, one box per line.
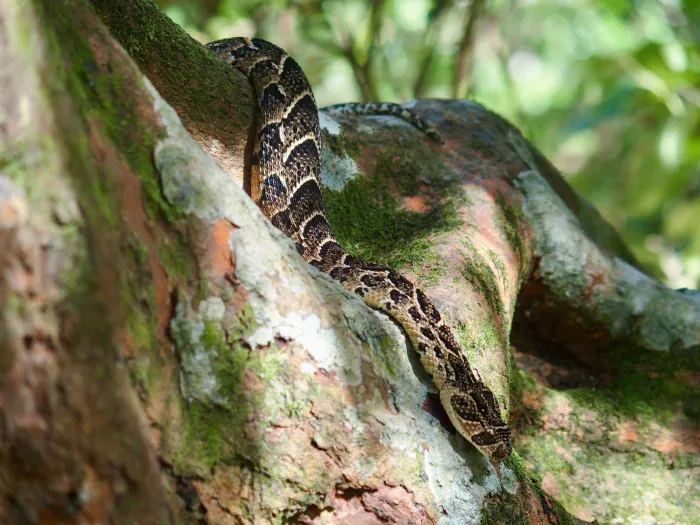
0 0 697 524
0 0 177 522
90 0 255 188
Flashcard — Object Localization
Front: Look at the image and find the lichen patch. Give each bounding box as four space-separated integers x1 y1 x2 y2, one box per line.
320 147 360 191
318 111 341 135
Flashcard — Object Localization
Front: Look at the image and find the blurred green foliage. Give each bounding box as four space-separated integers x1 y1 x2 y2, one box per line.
155 0 700 288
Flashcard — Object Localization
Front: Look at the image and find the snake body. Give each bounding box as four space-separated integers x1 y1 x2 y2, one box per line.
207 37 511 461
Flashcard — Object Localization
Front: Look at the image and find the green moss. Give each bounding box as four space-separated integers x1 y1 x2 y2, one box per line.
487 249 508 290
322 129 361 160
456 319 502 358
118 236 164 397
322 149 462 272
38 2 192 249
566 345 699 425
126 238 149 266
460 239 507 331
170 300 304 474
503 450 532 483
7 2 210 522
178 400 233 471
508 368 541 433
92 0 255 128
494 193 530 280
481 452 576 525
59 26 181 224
518 419 694 523
30 0 200 416
479 494 531 525
40 0 192 235
419 263 446 288
0 136 57 206
478 451 577 525
514 343 700 523
20 10 202 518
372 335 402 378
683 389 700 425
201 320 227 351
172 303 254 472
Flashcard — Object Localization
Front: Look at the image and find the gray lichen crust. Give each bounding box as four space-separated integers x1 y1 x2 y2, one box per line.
515 168 700 352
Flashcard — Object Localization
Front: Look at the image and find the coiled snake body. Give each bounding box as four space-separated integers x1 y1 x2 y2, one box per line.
208 37 511 461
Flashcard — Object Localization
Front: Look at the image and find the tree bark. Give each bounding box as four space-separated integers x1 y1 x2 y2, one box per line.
0 0 697 524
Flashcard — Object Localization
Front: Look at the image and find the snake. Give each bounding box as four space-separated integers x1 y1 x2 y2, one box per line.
207 37 511 461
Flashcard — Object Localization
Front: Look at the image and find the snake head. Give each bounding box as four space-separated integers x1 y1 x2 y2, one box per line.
445 386 512 461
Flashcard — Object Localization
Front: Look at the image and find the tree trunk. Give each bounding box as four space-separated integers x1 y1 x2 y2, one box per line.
0 0 697 524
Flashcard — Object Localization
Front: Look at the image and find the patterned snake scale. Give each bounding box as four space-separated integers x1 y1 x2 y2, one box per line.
208 37 511 461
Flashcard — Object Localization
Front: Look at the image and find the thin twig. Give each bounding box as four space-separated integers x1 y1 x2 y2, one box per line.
496 41 528 135
341 38 374 101
299 0 385 101
360 0 387 100
414 0 451 98
452 0 485 99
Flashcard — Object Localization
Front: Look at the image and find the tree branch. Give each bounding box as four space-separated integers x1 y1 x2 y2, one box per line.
452 0 485 99
90 0 255 188
413 0 450 98
2 0 695 522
